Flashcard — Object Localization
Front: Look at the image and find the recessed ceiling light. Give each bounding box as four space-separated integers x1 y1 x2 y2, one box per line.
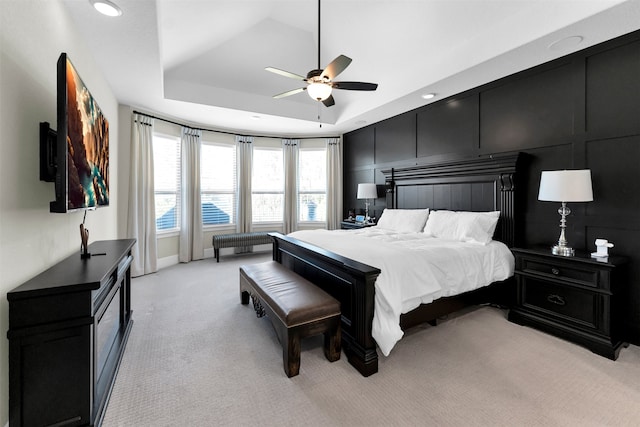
548 36 583 51
90 0 122 17
422 93 436 100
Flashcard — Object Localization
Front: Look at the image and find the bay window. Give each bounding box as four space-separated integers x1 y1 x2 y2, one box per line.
298 147 327 222
153 133 181 232
252 146 284 223
200 138 236 226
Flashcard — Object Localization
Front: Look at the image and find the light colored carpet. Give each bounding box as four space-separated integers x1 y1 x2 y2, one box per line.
102 252 640 427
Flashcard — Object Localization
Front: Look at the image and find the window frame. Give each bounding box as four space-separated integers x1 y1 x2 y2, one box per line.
297 143 327 224
200 137 237 229
152 131 181 235
251 144 285 225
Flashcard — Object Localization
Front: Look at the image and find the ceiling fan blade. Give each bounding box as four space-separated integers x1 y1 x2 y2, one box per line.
332 81 378 91
322 94 335 107
273 87 306 99
320 55 352 80
265 67 307 81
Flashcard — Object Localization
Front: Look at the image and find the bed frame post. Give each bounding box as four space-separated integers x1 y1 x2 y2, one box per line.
385 168 396 209
269 232 381 377
499 171 517 248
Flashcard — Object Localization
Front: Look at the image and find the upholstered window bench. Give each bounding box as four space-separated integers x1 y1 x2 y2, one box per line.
212 231 274 262
239 261 341 377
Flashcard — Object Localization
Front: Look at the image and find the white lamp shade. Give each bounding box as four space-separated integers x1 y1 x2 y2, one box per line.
357 183 377 199
538 170 593 202
307 82 332 101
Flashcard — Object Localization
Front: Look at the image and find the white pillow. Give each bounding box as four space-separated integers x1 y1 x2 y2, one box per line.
423 210 500 245
375 208 430 233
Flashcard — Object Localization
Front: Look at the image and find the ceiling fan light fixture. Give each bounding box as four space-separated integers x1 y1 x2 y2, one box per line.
307 82 332 101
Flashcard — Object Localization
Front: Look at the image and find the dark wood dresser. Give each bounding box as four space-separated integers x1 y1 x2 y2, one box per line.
509 247 628 360
7 239 135 427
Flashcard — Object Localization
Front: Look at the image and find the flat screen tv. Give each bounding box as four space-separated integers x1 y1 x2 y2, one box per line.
41 52 109 213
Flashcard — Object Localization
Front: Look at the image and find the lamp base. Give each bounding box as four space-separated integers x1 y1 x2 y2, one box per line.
552 245 575 257
550 202 575 257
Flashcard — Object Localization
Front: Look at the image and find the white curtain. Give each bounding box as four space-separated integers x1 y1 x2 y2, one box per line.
179 127 203 262
236 136 253 252
283 139 299 234
326 137 343 230
127 113 157 277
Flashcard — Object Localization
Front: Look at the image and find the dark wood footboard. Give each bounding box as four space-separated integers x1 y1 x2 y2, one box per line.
270 232 381 376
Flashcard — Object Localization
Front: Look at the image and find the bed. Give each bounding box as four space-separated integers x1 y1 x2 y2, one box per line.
270 153 522 376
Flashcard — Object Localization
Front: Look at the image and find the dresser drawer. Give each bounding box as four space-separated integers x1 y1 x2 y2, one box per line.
520 258 599 288
521 277 599 330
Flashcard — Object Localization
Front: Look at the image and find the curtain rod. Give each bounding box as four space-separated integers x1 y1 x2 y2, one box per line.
132 110 340 141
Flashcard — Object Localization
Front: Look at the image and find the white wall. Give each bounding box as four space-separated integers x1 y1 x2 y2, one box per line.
0 1 120 423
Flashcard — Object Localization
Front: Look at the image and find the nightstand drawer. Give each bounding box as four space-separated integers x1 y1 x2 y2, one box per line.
520 258 599 288
521 277 598 329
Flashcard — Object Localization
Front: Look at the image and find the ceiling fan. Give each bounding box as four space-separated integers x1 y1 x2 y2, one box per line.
265 0 378 107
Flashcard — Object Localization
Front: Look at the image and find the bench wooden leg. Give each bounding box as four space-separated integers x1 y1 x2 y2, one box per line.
239 274 250 304
240 290 250 305
284 331 301 377
215 248 220 262
323 318 341 362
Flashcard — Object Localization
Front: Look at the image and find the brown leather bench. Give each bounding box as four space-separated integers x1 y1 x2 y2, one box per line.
239 261 341 377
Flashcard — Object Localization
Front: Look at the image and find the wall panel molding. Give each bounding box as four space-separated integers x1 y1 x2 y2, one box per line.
343 29 640 343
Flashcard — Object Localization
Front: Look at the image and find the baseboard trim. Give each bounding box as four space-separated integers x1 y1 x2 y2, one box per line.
157 255 179 270
157 247 230 270
157 245 270 270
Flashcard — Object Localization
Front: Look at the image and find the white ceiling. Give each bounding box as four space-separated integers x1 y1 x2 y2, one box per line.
61 0 640 137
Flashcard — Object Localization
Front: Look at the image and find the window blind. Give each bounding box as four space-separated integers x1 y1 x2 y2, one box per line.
200 141 237 225
153 134 181 231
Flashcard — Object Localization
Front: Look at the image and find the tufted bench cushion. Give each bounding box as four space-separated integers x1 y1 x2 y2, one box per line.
212 232 274 262
239 261 341 377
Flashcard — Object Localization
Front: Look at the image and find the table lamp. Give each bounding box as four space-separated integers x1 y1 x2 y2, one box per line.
357 183 377 222
538 169 593 256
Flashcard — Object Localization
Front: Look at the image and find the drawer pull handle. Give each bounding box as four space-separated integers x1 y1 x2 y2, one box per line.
547 294 566 306
551 268 560 275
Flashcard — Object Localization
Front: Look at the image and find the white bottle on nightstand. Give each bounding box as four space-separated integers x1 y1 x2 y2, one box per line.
591 238 614 258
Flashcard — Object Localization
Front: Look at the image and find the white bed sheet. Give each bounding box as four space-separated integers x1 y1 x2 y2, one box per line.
288 227 515 356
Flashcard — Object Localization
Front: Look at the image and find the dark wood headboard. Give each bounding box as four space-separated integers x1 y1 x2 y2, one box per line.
381 153 522 247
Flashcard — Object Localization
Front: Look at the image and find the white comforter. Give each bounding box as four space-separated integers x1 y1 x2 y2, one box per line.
288 227 515 356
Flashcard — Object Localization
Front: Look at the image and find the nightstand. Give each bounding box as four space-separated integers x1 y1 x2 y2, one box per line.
508 247 628 360
341 220 376 230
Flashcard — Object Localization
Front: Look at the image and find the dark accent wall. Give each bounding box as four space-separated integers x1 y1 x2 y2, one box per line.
343 30 640 344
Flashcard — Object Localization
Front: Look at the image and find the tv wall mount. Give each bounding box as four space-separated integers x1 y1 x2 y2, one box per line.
39 121 57 182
